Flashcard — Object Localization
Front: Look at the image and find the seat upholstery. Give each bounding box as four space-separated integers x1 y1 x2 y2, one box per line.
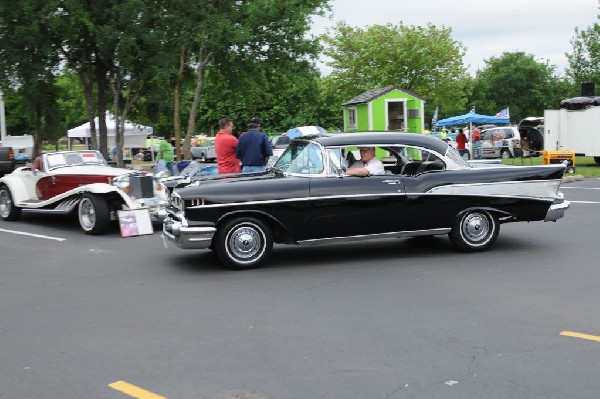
400 161 421 176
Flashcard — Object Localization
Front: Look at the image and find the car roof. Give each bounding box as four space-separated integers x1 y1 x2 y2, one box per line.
302 132 450 154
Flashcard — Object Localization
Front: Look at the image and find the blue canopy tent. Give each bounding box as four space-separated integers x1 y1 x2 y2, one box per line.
436 112 510 127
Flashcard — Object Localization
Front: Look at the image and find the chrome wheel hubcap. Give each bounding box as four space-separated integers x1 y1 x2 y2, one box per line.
227 224 263 261
80 199 96 229
0 190 11 217
462 213 490 243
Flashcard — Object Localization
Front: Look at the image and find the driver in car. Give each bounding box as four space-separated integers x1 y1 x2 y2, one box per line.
346 147 385 176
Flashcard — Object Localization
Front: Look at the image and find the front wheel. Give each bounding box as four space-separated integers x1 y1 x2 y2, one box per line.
449 210 499 252
0 185 21 221
594 156 600 164
199 153 206 162
501 149 511 159
214 217 273 269
78 193 110 235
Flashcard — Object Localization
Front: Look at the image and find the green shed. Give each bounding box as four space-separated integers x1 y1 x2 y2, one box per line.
341 86 426 133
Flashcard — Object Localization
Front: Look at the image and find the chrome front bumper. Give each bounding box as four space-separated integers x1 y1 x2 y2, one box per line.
544 197 570 222
162 215 216 249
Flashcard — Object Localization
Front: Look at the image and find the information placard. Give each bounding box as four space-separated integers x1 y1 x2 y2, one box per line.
117 209 154 237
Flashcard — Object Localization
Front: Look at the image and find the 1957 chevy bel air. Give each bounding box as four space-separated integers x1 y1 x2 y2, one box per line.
162 133 569 269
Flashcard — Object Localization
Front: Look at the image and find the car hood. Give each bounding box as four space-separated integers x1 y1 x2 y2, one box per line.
48 165 136 176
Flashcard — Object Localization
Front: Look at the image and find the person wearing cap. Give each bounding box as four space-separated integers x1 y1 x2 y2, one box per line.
346 147 385 176
236 117 273 173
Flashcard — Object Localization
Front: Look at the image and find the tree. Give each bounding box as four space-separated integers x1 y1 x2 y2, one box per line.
566 15 600 87
321 22 470 123
469 52 564 122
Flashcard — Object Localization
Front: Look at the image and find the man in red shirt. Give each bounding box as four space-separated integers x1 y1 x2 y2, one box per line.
456 128 468 158
215 118 240 174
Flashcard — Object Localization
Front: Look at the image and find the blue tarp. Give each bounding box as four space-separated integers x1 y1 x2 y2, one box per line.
436 112 510 127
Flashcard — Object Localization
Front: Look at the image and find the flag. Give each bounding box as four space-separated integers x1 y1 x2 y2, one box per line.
495 107 509 118
469 106 476 113
431 106 439 130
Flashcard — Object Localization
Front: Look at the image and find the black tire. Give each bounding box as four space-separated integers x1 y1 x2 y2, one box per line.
566 166 576 174
200 153 206 162
501 149 511 159
594 157 600 164
0 185 21 221
78 193 110 235
214 217 273 269
449 210 499 252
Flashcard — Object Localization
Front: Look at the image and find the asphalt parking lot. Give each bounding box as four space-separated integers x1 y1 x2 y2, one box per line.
1 177 600 399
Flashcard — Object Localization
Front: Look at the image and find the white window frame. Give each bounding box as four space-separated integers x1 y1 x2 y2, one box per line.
347 107 357 129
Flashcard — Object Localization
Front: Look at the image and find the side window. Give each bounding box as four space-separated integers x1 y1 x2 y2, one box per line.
503 128 514 139
400 147 446 176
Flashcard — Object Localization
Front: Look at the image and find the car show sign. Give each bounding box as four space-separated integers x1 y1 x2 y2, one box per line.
118 209 154 238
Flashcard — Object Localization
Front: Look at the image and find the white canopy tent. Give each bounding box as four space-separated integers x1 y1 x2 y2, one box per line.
67 112 153 149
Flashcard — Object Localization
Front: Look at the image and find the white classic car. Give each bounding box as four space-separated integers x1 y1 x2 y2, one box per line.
0 150 168 234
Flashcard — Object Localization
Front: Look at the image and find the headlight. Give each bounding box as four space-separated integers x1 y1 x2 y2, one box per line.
112 174 130 190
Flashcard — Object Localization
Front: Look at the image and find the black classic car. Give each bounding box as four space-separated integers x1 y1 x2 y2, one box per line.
162 133 569 269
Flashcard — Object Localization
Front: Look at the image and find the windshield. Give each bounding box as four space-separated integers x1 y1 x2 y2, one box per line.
45 151 107 171
273 141 324 175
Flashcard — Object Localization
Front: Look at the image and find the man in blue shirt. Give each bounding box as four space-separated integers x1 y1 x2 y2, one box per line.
236 117 273 173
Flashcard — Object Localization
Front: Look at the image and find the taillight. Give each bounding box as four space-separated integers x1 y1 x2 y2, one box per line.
8 149 14 160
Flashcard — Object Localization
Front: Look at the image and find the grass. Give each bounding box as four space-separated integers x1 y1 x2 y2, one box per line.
501 156 600 178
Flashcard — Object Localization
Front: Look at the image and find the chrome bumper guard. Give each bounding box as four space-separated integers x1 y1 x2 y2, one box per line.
137 198 167 222
162 215 216 249
544 195 570 222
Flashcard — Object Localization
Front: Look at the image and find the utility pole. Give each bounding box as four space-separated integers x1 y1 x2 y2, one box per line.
0 91 7 142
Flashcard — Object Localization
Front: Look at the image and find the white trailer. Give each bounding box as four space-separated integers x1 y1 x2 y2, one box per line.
544 107 600 163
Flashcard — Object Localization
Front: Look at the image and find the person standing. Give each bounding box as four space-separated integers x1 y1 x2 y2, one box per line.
472 127 483 159
158 134 175 175
456 128 469 158
215 118 240 174
236 117 273 173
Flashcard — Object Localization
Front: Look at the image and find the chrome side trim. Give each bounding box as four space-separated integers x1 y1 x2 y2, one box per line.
297 228 451 246
426 179 561 201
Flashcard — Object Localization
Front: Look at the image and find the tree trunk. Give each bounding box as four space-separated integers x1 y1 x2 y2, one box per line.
111 73 123 168
173 46 186 161
77 67 98 150
184 54 211 160
32 106 43 159
96 61 109 158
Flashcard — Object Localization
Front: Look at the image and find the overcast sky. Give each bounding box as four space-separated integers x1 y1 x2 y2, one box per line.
311 0 598 76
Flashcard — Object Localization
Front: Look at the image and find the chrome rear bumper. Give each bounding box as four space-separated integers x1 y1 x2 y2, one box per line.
162 215 216 249
545 196 570 222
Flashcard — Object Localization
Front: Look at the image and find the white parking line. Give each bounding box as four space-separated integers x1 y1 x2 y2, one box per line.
569 201 600 204
0 228 66 241
562 187 600 190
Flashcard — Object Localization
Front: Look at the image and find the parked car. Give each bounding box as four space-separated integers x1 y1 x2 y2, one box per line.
517 117 544 154
190 138 216 162
270 134 291 156
480 126 523 159
0 147 17 177
0 150 168 234
161 132 569 269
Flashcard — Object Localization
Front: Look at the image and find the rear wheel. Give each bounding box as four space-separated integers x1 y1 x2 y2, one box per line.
78 193 110 235
199 153 206 162
501 149 511 159
594 157 600 164
449 210 499 252
214 217 273 269
0 185 21 221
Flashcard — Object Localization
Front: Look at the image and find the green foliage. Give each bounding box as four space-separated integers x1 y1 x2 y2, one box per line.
566 15 600 86
469 52 565 121
322 22 470 123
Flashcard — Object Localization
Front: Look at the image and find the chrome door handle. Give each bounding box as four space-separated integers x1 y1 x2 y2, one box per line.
382 180 401 185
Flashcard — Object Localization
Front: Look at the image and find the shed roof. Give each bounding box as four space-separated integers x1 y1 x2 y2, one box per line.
341 85 426 106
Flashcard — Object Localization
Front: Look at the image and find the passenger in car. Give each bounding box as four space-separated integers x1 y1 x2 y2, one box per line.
346 147 385 176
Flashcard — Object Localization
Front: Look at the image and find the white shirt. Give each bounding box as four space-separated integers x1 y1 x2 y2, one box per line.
350 158 385 176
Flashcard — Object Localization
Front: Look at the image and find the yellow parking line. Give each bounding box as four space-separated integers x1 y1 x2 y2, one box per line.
560 331 600 343
108 381 167 399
